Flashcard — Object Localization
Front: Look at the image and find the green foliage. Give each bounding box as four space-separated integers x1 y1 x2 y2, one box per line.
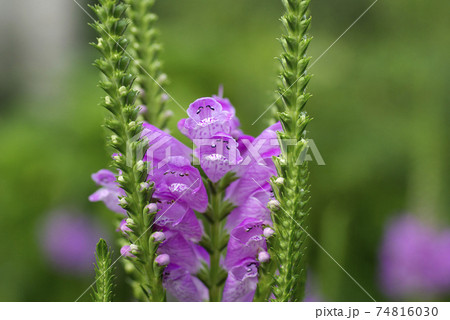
89 0 165 301
92 239 115 302
265 0 313 302
125 0 169 128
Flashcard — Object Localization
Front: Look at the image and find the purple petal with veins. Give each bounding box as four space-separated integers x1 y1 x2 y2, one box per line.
150 156 208 212
224 218 267 270
222 259 259 302
163 264 209 302
195 133 243 183
155 198 203 242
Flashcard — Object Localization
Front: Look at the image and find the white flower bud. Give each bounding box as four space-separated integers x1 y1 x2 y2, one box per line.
263 228 275 238
267 199 281 211
125 218 135 226
151 232 166 242
136 160 144 172
118 175 125 182
119 86 127 96
111 135 119 144
104 95 112 105
274 177 284 185
140 182 149 190
119 197 127 206
129 244 139 254
258 251 270 263
146 203 158 213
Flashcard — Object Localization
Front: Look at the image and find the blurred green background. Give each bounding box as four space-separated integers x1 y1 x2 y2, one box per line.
0 0 449 301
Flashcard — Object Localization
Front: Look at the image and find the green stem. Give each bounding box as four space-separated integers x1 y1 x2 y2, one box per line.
198 174 235 301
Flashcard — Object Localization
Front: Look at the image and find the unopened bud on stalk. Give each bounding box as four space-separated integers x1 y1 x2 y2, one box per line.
129 244 139 254
118 86 127 96
125 218 135 226
136 160 145 172
274 177 284 185
267 199 281 211
118 175 125 182
155 254 170 266
151 232 166 242
119 197 127 206
258 251 270 263
146 203 158 213
140 182 149 190
263 228 275 238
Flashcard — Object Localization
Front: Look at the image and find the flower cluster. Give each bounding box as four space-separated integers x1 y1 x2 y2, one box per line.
379 214 450 299
90 94 281 301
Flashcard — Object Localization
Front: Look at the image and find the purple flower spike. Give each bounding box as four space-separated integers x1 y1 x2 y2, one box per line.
222 259 259 302
156 254 170 266
39 210 106 275
151 156 208 212
195 133 243 183
379 214 450 298
183 98 231 140
89 169 126 214
163 265 209 302
224 219 267 270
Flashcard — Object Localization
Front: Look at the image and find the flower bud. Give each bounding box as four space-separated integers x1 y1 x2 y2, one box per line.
267 199 281 211
119 197 127 206
146 203 158 213
118 86 127 96
118 175 125 182
125 218 135 226
129 244 139 254
258 251 270 263
151 232 166 242
263 228 275 238
120 245 135 258
274 177 284 185
136 160 145 172
111 135 119 144
155 254 170 266
140 182 149 190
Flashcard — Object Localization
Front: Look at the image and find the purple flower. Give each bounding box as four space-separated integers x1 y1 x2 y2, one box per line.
163 264 209 302
222 259 259 302
118 219 131 234
224 218 267 270
39 210 106 275
194 133 243 182
89 169 126 214
379 214 450 299
212 95 242 138
158 231 203 273
155 198 203 242
142 122 191 169
179 97 231 140
226 193 271 231
150 156 208 212
120 245 136 258
225 160 275 206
